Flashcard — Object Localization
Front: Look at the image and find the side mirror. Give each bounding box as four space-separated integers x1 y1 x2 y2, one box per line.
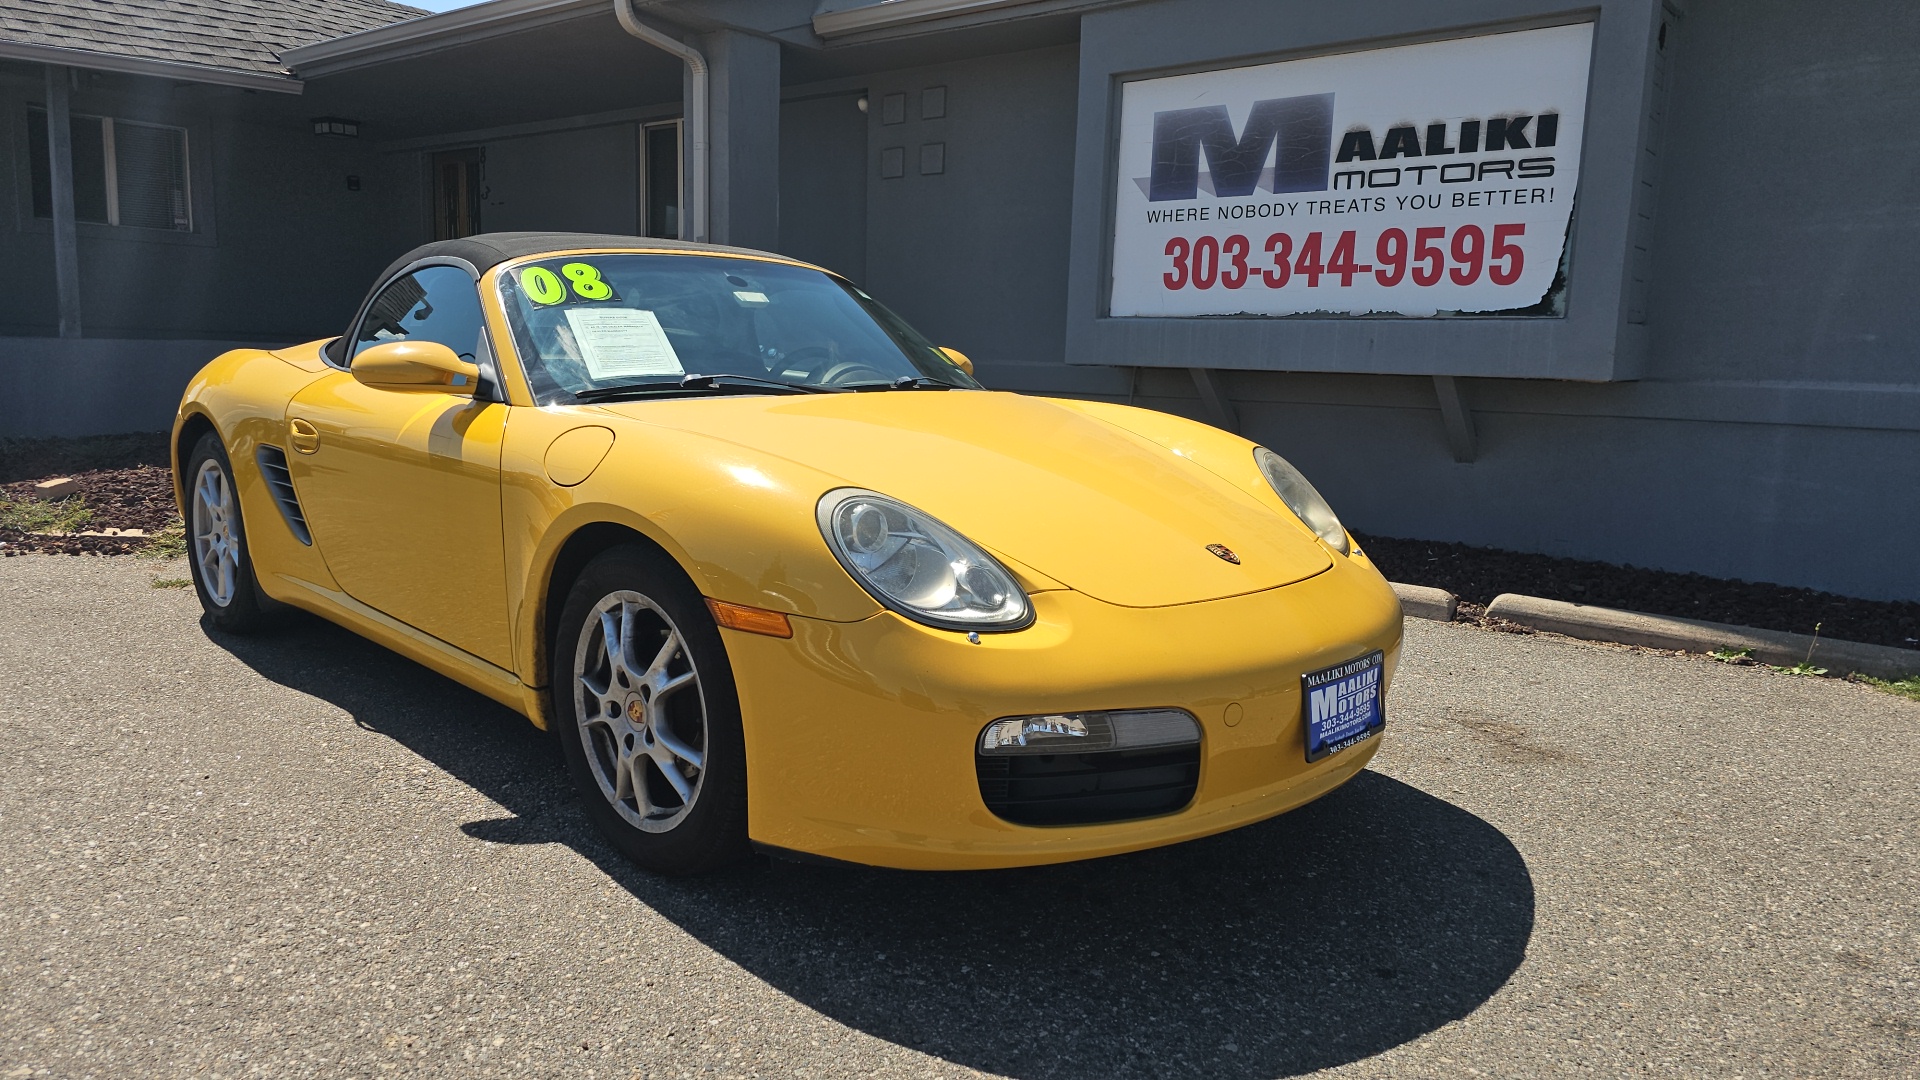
937 347 974 376
350 340 480 395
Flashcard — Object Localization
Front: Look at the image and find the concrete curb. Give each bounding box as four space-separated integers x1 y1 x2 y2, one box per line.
1390 582 1458 622
1484 593 1920 681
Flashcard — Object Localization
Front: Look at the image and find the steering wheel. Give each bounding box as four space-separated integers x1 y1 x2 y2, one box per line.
816 359 893 387
774 345 835 369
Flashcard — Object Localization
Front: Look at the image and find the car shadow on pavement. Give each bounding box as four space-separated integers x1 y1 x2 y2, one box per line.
219 614 1535 1080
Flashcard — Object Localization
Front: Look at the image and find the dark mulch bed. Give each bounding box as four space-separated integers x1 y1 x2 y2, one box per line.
0 430 181 557
1359 534 1920 652
0 465 180 556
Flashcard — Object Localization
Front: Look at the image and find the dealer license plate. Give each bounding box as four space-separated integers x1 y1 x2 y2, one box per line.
1302 651 1385 762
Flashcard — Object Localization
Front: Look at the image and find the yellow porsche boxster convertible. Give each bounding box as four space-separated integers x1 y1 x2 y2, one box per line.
173 232 1401 874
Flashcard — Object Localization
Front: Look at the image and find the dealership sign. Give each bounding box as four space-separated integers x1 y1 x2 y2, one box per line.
1109 23 1594 318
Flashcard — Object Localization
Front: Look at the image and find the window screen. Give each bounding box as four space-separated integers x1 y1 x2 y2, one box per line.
27 110 189 231
113 120 190 230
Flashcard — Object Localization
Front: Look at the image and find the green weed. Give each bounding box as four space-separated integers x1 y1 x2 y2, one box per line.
1768 622 1829 676
145 518 188 559
1851 675 1920 703
0 495 93 534
1707 647 1754 664
150 577 192 589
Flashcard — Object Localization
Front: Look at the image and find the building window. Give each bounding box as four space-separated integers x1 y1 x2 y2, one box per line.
27 109 191 231
641 121 681 239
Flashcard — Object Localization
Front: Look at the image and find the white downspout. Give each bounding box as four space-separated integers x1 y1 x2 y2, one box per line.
613 0 709 243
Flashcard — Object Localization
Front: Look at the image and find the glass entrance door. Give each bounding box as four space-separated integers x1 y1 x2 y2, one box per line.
432 148 483 240
641 121 681 239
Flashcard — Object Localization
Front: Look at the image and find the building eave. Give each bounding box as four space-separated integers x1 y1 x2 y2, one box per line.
811 0 1044 38
0 40 303 93
282 0 611 78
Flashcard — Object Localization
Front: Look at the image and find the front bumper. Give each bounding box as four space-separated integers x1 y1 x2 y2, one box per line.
725 553 1403 869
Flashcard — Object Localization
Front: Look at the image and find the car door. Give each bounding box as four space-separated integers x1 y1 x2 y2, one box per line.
285 263 514 669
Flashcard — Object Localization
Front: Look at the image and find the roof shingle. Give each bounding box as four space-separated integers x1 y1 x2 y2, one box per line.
0 0 426 78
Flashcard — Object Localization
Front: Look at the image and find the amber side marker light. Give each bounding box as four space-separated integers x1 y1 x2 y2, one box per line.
705 598 794 638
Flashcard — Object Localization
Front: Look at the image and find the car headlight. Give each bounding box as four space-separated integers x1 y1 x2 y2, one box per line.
818 489 1033 632
1254 447 1351 555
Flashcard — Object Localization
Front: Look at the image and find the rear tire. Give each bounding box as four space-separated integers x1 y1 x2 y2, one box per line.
551 544 749 875
184 432 272 634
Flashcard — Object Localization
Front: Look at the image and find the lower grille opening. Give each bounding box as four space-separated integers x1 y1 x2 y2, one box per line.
977 745 1200 827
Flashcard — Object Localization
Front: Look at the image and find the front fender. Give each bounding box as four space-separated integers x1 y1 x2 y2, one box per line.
502 407 884 686
172 344 340 598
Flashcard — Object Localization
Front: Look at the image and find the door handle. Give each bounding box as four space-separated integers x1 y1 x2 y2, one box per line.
289 418 320 455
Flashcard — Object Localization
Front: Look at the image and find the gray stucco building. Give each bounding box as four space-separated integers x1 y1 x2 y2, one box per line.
2 0 1916 602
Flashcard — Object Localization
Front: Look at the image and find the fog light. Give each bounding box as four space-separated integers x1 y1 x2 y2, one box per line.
979 708 1199 756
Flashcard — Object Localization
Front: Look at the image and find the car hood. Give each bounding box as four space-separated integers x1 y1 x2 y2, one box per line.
589 391 1332 608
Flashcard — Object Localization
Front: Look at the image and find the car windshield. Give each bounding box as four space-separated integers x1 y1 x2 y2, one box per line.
496 253 980 403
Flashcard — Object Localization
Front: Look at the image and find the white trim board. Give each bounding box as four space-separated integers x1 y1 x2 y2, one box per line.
0 41 301 93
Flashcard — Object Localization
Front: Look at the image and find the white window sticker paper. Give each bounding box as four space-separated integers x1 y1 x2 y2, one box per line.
563 308 684 380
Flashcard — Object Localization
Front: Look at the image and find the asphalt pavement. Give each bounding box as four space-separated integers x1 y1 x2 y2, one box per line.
2 555 1915 1078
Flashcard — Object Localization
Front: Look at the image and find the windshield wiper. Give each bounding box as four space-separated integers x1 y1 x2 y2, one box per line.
574 373 832 403
680 372 841 394
843 376 964 392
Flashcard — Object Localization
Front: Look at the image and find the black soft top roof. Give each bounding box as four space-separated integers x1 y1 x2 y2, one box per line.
327 233 799 360
371 231 789 289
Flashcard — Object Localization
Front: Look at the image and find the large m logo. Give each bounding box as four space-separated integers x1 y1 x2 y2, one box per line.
1148 93 1335 201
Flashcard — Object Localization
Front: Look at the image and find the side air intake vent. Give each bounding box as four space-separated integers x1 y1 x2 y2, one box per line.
255 446 312 545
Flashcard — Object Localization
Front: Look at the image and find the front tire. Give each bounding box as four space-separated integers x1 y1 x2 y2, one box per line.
184 432 272 634
552 544 748 875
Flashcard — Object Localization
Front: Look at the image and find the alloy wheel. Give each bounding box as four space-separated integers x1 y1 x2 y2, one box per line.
191 458 240 608
572 591 709 833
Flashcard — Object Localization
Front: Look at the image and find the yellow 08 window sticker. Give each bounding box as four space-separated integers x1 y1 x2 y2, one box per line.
521 263 614 305
561 263 612 299
520 267 566 305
